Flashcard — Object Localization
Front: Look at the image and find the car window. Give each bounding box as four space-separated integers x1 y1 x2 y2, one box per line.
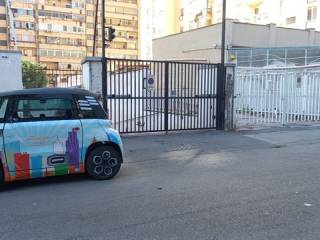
12 97 75 122
0 97 8 123
76 95 107 119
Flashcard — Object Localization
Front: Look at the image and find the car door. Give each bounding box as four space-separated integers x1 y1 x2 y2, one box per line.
0 96 9 180
3 94 82 180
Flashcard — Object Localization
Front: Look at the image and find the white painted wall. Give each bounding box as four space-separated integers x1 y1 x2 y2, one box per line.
0 51 23 92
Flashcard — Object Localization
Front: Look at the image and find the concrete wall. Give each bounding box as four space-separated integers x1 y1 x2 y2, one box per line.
232 22 271 47
0 51 23 92
153 20 320 63
153 22 223 63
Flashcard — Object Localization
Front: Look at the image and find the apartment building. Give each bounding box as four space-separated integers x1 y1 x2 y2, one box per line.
0 0 7 49
140 0 320 59
145 0 320 38
0 0 139 69
139 0 181 59
86 0 139 60
182 0 320 31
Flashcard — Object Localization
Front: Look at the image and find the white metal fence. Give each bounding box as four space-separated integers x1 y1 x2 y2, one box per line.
234 65 320 128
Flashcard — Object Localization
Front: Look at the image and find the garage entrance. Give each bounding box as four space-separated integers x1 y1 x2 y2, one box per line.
105 58 225 134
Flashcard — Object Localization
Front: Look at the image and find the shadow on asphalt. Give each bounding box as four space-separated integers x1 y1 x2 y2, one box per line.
0 174 91 193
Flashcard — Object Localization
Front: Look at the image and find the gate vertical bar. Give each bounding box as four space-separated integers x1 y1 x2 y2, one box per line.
164 62 169 133
216 64 226 130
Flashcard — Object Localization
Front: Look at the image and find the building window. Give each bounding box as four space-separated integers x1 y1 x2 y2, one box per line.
0 40 7 46
14 21 35 30
87 10 94 16
286 16 296 24
39 49 85 58
12 8 34 17
307 6 317 21
254 8 259 15
86 23 94 28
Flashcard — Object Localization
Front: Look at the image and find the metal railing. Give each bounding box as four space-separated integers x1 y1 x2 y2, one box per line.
235 65 320 128
46 68 82 88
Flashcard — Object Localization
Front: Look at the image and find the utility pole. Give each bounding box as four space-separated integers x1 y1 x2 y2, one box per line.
217 0 227 130
101 0 108 111
221 0 227 65
93 0 99 56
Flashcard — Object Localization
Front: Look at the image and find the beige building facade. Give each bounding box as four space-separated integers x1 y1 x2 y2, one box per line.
139 0 181 59
0 0 139 69
0 0 7 49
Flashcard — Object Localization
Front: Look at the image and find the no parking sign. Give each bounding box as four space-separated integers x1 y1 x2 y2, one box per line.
146 74 155 90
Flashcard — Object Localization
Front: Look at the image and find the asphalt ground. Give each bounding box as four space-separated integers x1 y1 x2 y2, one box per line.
1 127 320 240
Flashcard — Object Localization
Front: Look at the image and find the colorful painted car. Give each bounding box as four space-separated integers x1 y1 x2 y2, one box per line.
0 88 123 184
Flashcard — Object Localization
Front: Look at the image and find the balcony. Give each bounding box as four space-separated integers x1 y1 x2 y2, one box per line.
38 10 85 22
194 8 213 28
44 0 84 9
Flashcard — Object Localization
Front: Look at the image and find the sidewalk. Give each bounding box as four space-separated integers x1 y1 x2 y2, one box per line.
122 126 320 164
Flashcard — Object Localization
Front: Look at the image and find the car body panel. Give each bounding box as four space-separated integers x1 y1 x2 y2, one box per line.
0 122 7 180
81 119 123 161
3 120 83 181
0 88 124 183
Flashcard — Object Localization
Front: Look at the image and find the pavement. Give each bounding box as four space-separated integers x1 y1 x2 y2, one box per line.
1 127 320 240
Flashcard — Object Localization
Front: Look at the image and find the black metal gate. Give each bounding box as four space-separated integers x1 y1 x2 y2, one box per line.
105 58 224 134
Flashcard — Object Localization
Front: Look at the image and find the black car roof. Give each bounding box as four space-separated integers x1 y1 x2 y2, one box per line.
0 88 94 97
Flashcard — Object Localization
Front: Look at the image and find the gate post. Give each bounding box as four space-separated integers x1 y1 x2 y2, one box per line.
81 57 103 94
224 64 236 131
216 63 236 131
164 62 169 133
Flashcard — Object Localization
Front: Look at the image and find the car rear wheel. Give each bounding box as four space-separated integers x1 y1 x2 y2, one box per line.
86 146 122 180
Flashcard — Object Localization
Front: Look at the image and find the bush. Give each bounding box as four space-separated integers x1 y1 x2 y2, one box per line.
22 61 48 88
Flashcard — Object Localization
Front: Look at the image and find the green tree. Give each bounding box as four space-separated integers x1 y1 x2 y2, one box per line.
22 61 48 88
